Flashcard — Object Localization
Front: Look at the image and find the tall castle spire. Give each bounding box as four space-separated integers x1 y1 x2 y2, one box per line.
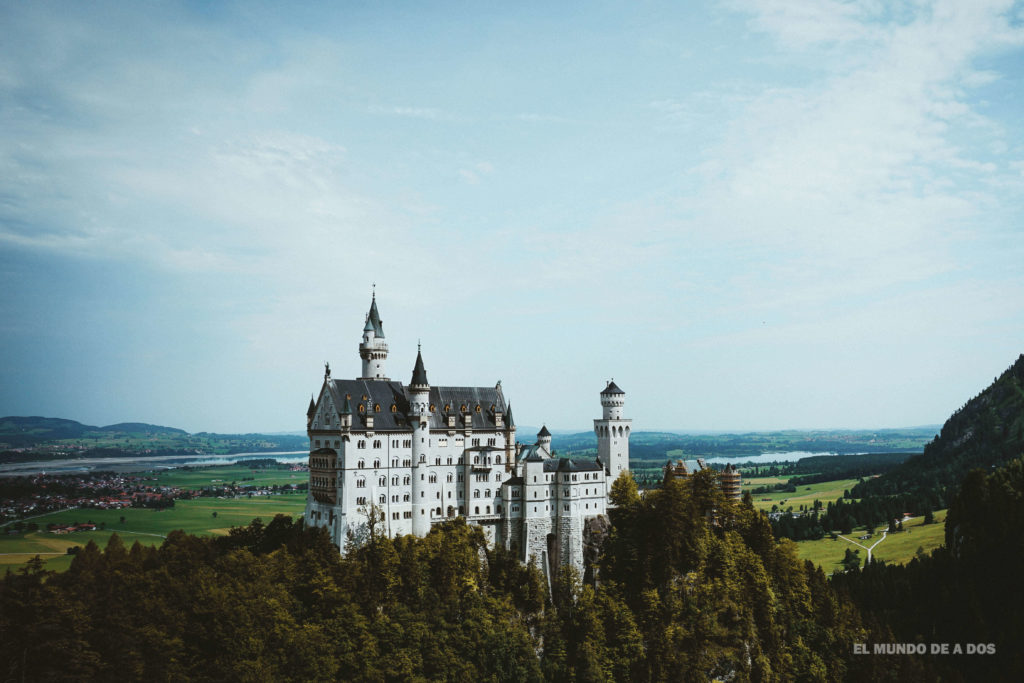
358 288 389 381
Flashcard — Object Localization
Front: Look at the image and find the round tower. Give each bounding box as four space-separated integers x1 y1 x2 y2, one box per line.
594 380 631 481
358 292 390 380
409 345 431 537
537 425 552 454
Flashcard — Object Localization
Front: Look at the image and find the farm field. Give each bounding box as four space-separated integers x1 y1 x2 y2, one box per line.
151 465 307 489
794 509 948 573
0 493 307 574
748 478 861 512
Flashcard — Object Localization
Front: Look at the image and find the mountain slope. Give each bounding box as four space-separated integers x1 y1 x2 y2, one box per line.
854 354 1024 502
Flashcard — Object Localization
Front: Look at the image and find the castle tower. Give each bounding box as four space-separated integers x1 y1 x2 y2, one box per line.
409 345 431 537
594 380 631 479
358 292 389 380
537 425 552 454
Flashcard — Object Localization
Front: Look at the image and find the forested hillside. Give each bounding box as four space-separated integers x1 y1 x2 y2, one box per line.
1 474 892 682
853 354 1024 506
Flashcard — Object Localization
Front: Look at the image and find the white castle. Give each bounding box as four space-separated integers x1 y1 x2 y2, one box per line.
304 293 631 574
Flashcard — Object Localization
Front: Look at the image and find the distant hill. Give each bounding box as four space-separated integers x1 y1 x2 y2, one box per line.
552 427 935 461
0 416 308 463
854 354 1024 503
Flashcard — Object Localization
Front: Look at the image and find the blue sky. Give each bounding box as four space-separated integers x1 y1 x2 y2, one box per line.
2 0 1023 434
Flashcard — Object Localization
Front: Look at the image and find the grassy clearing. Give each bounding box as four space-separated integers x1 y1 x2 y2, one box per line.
794 509 948 573
0 494 307 574
151 465 306 490
749 478 862 512
741 476 792 489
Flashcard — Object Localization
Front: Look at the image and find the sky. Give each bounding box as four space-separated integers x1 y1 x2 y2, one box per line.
1 0 1023 434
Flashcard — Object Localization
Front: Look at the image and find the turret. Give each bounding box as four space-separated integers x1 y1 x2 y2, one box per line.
600 380 625 419
358 292 389 380
409 345 431 536
537 425 552 454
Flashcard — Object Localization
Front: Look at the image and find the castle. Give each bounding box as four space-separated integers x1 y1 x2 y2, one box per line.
304 294 630 574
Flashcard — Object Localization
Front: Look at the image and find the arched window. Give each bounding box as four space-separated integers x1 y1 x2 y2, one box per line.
444 403 451 411
429 474 437 483
378 476 386 486
357 459 365 468
496 456 502 464
358 404 365 414
356 478 366 488
474 506 479 515
379 494 386 504
391 404 397 413
429 403 435 412
460 404 466 413
485 489 491 497
373 459 380 468
474 405 481 413
486 505 491 514
473 489 479 498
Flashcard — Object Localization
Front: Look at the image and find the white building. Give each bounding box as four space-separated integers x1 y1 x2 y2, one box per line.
304 294 631 574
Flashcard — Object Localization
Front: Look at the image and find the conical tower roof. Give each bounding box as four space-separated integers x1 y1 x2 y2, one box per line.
505 404 515 428
410 346 429 387
367 293 385 338
538 425 551 437
307 395 316 417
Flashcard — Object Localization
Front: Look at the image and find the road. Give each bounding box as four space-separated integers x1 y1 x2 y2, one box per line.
838 530 888 563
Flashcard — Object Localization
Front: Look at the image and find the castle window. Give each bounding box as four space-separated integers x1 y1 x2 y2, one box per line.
444 404 451 411
378 476 386 486
474 506 479 514
391 404 397 413
373 458 380 467
495 455 501 464
404 494 410 501
429 474 437 483
489 404 495 412
438 438 448 447
374 404 380 412
392 459 398 467
314 440 320 447
460 404 466 413
334 440 340 448
357 459 365 468
447 457 452 465
485 489 491 497
356 496 366 505
403 476 410 484
447 474 453 482
404 511 411 519
429 403 435 412
472 438 480 447
512 505 519 512
564 504 570 511
379 495 386 504
457 473 463 482
459 505 465 514
358 405 365 414
487 438 496 446
486 505 491 514
473 489 479 498
475 405 481 413
362 394 368 401
356 478 366 488
435 457 441 465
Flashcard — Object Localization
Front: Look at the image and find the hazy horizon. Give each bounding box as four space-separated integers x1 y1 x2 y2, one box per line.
2 1 1022 434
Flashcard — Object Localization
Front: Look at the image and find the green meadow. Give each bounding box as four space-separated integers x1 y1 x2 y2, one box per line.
0 493 307 574
746 478 861 512
794 509 948 573
152 465 307 489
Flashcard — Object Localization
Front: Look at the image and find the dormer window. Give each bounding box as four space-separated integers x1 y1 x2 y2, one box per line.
429 403 436 412
444 403 451 411
460 404 467 413
358 404 365 414
391 404 397 413
374 403 381 412
475 405 481 413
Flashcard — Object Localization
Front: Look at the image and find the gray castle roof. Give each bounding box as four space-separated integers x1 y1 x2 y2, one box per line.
601 380 624 395
537 425 551 437
322 379 507 432
365 296 385 338
544 457 604 473
410 348 428 386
